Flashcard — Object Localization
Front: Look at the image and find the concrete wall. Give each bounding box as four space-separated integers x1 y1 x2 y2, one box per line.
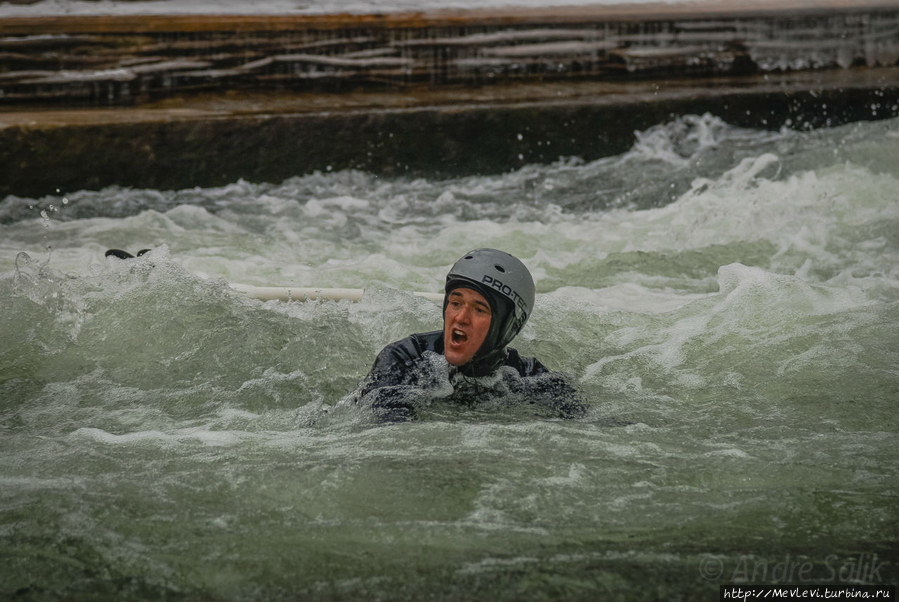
3 69 896 199
0 3 897 198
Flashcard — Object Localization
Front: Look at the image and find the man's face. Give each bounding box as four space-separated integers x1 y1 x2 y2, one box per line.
443 288 492 366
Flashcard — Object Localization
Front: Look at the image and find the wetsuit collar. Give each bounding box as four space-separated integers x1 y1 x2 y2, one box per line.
436 331 508 378
458 346 509 377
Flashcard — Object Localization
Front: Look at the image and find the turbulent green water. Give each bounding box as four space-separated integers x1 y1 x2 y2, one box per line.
1 114 897 601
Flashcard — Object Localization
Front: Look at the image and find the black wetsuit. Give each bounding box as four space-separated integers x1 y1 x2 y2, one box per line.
360 330 586 422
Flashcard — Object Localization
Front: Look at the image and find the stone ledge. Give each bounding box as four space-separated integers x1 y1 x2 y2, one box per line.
1 67 896 199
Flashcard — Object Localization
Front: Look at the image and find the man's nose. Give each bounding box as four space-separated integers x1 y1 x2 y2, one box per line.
456 305 472 323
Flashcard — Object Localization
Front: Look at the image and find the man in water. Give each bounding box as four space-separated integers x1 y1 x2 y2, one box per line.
359 248 586 421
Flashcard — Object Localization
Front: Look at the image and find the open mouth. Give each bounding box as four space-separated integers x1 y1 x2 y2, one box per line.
451 329 468 344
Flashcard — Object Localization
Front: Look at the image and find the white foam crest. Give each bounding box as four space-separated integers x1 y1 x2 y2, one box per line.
410 218 564 272
543 284 712 314
305 196 372 229
582 261 875 386
582 309 712 385
71 426 255 447
236 367 321 407
118 208 187 234
251 193 303 218
597 157 899 274
163 204 244 233
775 343 832 378
0 476 87 490
715 263 871 318
237 367 308 392
216 408 261 420
627 114 733 167
703 448 752 459
458 556 541 575
536 462 590 487
71 427 174 445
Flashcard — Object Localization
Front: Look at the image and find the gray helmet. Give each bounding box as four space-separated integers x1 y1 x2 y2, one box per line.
444 248 536 354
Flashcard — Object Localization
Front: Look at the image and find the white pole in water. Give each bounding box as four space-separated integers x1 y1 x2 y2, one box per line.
228 283 444 303
104 251 444 302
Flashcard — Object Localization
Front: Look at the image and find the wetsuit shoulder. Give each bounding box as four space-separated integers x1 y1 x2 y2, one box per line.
503 348 587 419
360 331 444 422
361 331 442 395
368 331 441 372
504 347 551 377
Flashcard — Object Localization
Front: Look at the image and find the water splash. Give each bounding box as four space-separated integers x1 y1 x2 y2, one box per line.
0 114 897 601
